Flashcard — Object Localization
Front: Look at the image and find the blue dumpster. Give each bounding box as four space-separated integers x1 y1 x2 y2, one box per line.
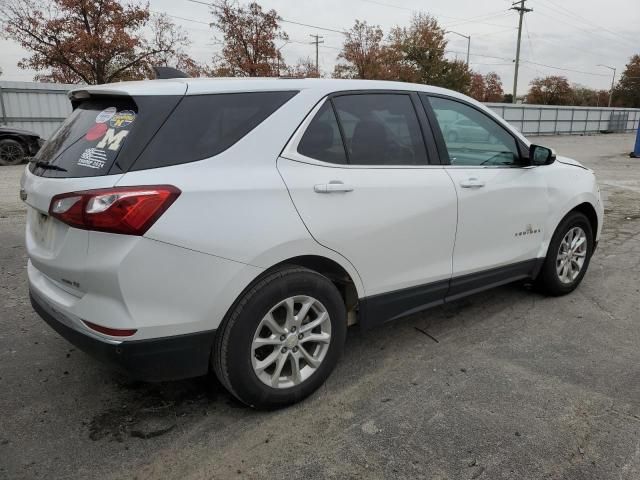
632 122 640 158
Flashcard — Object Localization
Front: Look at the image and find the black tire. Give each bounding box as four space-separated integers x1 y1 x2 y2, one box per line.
536 211 594 296
212 266 347 409
0 138 27 166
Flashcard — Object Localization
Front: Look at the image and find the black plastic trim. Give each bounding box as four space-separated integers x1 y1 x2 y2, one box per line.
446 259 539 301
30 290 215 381
358 259 542 330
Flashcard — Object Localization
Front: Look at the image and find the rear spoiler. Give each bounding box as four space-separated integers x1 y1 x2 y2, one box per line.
152 66 191 79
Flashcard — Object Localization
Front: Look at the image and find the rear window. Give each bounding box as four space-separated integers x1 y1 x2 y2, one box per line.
32 98 139 177
132 91 298 171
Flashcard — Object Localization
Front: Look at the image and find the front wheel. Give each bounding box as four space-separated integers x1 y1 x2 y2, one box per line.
212 266 347 409
536 211 594 296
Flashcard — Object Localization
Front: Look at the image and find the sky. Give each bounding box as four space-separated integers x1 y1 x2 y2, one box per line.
0 0 638 95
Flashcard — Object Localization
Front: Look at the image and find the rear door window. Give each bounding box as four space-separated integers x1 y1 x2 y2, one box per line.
297 101 347 164
132 91 298 171
32 98 139 177
332 94 428 166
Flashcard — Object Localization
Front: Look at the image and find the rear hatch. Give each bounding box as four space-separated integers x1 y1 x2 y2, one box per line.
23 87 185 297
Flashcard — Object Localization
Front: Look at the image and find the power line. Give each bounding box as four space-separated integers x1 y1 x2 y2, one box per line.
184 0 348 34
358 0 513 28
535 2 636 51
540 0 636 47
522 60 610 77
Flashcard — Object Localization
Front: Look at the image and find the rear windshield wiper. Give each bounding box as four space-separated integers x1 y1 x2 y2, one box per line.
30 160 67 172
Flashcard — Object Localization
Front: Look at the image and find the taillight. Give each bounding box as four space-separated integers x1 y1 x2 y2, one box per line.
49 185 180 235
84 321 137 337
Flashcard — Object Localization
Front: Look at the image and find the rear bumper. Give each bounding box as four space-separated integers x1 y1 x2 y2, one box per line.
30 289 215 382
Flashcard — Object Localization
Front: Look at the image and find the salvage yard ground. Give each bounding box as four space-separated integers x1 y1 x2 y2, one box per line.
1 133 640 480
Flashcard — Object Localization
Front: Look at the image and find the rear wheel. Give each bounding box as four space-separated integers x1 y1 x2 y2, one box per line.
0 138 27 166
536 211 593 296
212 266 346 409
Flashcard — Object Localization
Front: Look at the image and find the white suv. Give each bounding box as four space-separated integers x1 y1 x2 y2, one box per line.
22 78 603 408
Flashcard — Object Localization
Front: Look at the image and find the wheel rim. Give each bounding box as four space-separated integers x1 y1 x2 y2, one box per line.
251 295 332 389
556 226 588 284
0 143 25 165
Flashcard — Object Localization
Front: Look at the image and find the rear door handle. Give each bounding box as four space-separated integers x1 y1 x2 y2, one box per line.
314 181 354 193
459 177 485 189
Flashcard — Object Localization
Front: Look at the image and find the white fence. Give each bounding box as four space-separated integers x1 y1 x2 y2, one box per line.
486 103 640 136
2 81 639 139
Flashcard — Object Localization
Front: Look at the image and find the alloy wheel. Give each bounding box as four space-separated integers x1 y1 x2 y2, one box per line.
556 226 588 284
251 295 332 389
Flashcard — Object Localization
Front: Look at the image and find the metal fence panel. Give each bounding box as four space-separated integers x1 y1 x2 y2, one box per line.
0 81 74 139
485 103 640 136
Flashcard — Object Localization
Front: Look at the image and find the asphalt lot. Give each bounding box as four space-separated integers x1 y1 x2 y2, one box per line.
1 133 640 480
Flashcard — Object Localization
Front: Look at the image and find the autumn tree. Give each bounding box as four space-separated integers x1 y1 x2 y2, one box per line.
613 54 640 108
571 84 609 106
333 20 385 79
484 72 504 102
287 57 320 78
1 0 196 84
333 13 474 93
385 13 449 85
526 75 574 105
211 0 287 77
468 73 486 101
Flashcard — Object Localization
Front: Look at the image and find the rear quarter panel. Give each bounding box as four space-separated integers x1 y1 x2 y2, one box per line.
116 88 365 298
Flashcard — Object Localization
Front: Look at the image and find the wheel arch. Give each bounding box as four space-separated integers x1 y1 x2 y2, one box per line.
263 255 360 322
571 202 599 245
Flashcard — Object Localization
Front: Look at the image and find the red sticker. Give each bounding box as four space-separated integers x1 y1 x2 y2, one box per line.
85 122 108 141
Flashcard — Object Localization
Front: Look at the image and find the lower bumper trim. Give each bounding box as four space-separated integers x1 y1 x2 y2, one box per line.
30 290 215 382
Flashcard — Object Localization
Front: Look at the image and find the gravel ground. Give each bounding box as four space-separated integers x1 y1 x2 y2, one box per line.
1 133 640 480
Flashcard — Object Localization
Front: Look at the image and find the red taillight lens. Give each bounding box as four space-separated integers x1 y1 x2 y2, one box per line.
49 185 180 235
84 321 137 337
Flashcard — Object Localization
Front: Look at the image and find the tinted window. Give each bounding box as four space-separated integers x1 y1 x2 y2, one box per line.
31 98 139 177
133 91 297 170
427 96 520 166
332 94 427 166
297 102 347 164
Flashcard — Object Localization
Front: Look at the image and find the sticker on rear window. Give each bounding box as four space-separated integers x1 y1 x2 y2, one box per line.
110 110 136 128
77 148 107 169
85 122 108 141
96 128 129 151
95 107 117 124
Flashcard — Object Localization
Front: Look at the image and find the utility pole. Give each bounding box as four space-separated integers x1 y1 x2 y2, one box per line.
309 34 324 76
597 64 617 107
511 0 532 103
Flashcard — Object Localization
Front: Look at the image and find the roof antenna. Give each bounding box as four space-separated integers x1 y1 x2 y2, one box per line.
152 66 191 79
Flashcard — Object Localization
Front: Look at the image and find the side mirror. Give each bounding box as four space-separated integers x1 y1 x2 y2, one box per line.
529 144 556 166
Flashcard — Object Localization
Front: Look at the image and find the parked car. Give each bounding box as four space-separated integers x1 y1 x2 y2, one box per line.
0 127 44 166
21 78 603 409
442 117 499 144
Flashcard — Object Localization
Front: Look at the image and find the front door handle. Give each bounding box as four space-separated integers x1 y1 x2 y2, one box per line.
459 177 485 189
314 181 354 193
